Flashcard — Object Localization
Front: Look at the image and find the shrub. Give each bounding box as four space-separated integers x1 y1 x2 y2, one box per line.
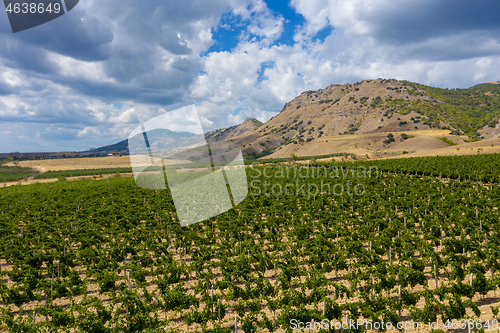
383 133 395 144
437 137 457 146
98 271 116 293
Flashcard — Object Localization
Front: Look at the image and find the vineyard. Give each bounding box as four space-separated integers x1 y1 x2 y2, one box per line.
33 168 134 180
1 154 500 332
0 165 38 182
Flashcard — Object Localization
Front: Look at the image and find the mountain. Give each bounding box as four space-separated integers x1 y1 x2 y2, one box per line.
86 79 500 159
86 118 264 155
86 128 200 155
221 79 500 159
128 128 206 157
87 139 129 154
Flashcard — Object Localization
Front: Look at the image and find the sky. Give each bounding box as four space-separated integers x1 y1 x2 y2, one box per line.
1 0 500 153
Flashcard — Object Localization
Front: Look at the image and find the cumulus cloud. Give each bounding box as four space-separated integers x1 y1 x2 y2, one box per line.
0 0 235 151
193 0 500 131
1 0 500 152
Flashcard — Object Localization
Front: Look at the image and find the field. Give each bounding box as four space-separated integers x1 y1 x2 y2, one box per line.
6 156 134 172
0 165 38 182
0 156 193 187
1 154 500 332
7 156 194 173
269 130 500 160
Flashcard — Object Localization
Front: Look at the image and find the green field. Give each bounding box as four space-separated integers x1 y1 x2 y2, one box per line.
33 167 134 180
0 154 499 332
0 165 38 182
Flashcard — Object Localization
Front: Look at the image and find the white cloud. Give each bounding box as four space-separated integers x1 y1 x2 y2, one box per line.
191 0 500 133
1 0 500 152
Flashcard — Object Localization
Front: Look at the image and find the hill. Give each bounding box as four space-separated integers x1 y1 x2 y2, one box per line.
87 139 129 154
205 117 263 142
221 79 500 159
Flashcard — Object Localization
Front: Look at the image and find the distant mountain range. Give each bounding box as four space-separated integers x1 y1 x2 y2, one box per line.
85 139 129 154
85 118 264 156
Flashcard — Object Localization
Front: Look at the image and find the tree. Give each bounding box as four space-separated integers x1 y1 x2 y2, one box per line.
383 134 395 144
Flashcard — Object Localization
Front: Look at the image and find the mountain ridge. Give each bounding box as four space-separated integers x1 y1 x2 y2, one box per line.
85 79 500 159
85 118 264 155
225 78 500 159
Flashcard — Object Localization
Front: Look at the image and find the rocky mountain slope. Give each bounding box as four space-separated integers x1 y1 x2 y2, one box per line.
205 118 263 142
223 79 500 159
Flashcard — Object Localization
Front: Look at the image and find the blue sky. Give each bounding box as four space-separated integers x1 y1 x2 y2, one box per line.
1 0 500 152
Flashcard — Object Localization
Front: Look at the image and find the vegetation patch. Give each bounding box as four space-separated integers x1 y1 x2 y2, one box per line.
0 158 39 182
400 80 500 137
400 133 414 141
0 165 38 182
342 122 361 135
370 96 383 108
437 137 457 146
383 133 395 144
34 167 134 180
